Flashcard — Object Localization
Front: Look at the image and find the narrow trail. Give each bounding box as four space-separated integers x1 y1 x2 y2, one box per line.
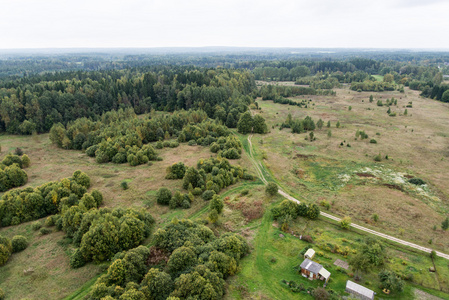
246 135 449 260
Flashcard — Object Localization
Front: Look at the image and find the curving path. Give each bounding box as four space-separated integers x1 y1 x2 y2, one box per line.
247 135 449 260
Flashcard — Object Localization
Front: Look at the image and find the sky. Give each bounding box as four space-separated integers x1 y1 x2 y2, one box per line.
1 0 449 49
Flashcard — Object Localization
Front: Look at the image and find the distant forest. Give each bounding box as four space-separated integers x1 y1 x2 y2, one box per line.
0 49 448 134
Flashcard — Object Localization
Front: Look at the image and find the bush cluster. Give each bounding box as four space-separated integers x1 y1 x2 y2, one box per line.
192 157 252 197
209 135 242 159
0 234 29 267
88 219 248 300
0 170 95 227
165 162 187 179
62 207 154 267
271 200 321 221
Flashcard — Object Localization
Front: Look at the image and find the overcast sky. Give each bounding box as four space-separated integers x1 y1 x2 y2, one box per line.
1 0 448 49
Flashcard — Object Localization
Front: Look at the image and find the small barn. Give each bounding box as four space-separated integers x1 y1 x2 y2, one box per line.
345 280 375 300
299 258 331 283
304 248 315 260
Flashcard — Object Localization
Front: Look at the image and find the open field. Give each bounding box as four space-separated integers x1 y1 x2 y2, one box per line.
251 85 449 252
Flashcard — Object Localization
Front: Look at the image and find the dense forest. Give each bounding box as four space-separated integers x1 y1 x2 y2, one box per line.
0 66 255 134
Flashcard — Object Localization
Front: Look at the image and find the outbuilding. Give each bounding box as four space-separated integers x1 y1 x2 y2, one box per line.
345 280 375 300
304 248 315 260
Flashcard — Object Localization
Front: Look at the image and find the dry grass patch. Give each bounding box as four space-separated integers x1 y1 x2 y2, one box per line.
330 185 449 250
251 84 449 251
0 221 101 300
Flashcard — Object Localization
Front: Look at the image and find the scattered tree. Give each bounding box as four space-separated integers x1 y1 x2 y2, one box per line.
266 182 278 196
340 216 352 229
157 188 172 205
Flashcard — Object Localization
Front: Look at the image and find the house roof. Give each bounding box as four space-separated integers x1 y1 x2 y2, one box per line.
304 248 315 257
300 258 322 274
319 268 331 279
346 280 375 299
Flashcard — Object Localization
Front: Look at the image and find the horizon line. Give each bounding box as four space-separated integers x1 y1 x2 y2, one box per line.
1 46 449 51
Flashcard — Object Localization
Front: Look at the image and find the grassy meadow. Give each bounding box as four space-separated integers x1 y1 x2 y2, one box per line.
251 85 449 253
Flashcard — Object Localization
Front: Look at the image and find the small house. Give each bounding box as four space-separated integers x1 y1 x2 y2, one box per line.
299 258 331 283
304 248 315 260
345 280 375 300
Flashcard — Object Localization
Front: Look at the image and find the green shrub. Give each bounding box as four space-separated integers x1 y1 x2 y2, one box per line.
374 154 382 162
91 190 104 207
45 216 55 227
72 170 91 188
32 221 42 231
157 187 172 205
120 181 129 190
169 191 184 209
0 243 11 266
169 141 179 148
370 139 377 144
40 228 52 235
340 216 352 229
70 249 86 268
21 154 31 168
265 182 278 196
80 193 97 210
15 147 23 156
210 195 224 214
0 235 12 266
240 189 249 196
408 178 425 185
155 141 163 149
11 235 28 253
165 162 186 179
202 190 216 201
192 187 203 196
